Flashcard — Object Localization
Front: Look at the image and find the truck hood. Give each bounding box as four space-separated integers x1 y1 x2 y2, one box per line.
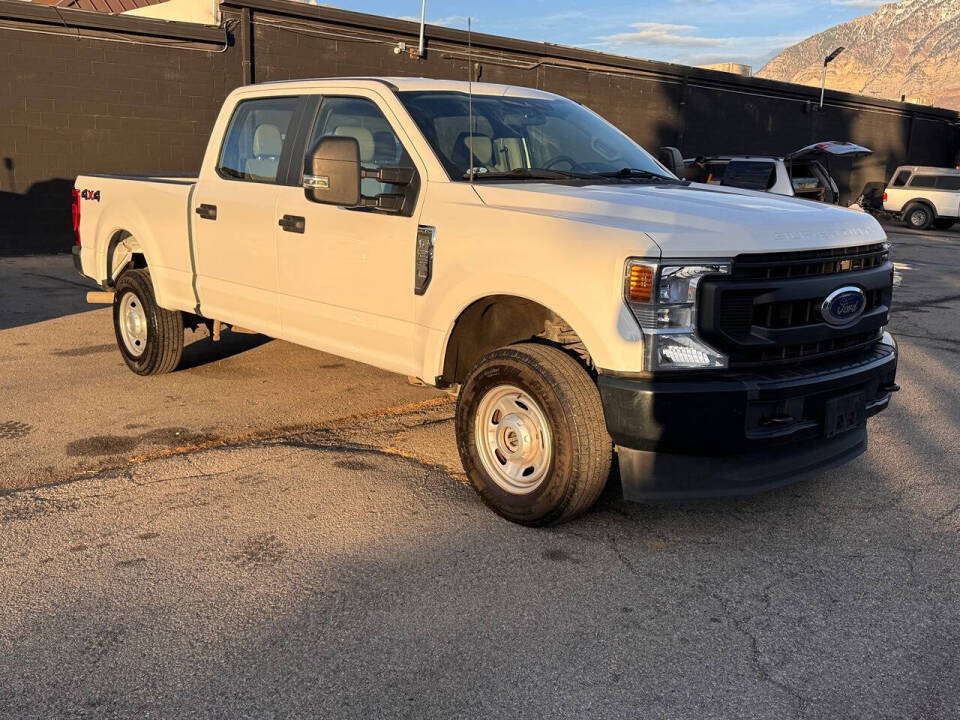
473 182 886 257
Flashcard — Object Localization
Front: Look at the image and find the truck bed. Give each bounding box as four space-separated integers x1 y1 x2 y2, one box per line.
74 173 199 313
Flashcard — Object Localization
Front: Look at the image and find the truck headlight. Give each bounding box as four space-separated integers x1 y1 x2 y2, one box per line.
625 259 731 371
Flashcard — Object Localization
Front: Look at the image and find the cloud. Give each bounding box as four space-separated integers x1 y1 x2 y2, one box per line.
830 0 887 6
599 22 728 48
657 31 810 71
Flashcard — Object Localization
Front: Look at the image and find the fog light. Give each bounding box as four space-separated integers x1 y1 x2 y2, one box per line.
653 334 728 370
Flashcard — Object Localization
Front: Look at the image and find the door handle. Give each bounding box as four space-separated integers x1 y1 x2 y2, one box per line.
195 203 217 220
278 214 306 234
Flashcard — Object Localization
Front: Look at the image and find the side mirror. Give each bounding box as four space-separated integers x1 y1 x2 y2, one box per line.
303 136 361 207
657 146 684 178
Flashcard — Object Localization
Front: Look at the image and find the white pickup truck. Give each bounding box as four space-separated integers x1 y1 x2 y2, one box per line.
73 77 899 526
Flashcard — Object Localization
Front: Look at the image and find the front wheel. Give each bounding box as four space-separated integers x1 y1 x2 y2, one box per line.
113 268 184 376
455 343 612 526
933 219 956 231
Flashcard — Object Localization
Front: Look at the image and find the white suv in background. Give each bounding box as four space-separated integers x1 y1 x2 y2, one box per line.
682 142 872 205
883 165 960 231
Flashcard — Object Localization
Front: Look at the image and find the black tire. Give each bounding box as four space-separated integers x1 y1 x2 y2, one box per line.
933 219 956 231
455 343 612 526
903 203 933 230
112 268 183 376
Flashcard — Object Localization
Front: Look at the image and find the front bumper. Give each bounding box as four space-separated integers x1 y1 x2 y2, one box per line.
598 334 898 500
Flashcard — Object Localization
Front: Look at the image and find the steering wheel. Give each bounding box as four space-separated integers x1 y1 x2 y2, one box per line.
543 155 580 171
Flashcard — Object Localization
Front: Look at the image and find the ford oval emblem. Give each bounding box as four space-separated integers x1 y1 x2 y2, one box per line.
821 286 866 327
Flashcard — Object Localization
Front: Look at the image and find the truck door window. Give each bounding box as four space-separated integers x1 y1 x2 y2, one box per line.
721 161 776 191
909 175 937 188
308 96 414 199
936 176 960 190
892 170 911 187
217 97 299 184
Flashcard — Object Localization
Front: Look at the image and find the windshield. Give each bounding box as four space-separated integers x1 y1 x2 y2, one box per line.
398 91 672 182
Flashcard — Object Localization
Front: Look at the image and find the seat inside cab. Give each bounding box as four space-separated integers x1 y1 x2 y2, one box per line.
245 124 283 182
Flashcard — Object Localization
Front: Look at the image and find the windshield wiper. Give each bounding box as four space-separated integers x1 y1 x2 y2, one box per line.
463 168 599 181
593 168 682 182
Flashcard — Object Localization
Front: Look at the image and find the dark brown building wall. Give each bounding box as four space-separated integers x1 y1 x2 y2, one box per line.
2 0 958 254
0 2 232 253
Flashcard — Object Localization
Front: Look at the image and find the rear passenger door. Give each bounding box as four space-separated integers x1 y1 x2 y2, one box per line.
193 95 301 337
908 174 954 218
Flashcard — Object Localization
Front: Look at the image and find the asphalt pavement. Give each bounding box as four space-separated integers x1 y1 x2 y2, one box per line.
1 224 958 719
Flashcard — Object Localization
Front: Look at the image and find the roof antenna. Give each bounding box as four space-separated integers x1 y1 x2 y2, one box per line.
468 16 475 185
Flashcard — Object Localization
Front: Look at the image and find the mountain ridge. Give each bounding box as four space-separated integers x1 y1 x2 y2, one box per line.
757 0 960 111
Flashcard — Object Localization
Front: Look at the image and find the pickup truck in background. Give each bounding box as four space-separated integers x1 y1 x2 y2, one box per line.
73 77 899 526
882 165 960 231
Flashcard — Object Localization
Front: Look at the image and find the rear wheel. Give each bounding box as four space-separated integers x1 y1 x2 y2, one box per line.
455 343 612 526
903 203 933 230
933 219 956 231
113 268 183 376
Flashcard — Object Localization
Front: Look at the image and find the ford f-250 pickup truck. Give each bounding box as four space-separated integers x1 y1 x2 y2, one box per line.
72 77 899 526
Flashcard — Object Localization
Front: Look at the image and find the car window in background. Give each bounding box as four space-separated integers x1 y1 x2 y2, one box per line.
704 162 727 184
721 161 776 191
218 97 299 184
936 176 960 190
892 170 912 187
909 175 937 188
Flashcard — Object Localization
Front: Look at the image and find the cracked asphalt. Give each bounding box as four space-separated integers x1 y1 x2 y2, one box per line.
1 224 959 719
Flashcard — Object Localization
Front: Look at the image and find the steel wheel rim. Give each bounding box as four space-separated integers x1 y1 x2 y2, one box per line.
118 290 148 358
474 384 553 495
911 209 927 226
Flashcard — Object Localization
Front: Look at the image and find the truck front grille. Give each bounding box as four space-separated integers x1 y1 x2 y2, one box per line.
699 246 893 369
730 243 889 281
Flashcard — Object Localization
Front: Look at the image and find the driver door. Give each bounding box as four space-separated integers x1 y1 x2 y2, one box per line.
275 94 423 376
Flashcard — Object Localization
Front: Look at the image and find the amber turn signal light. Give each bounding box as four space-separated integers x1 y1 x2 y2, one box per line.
627 264 654 303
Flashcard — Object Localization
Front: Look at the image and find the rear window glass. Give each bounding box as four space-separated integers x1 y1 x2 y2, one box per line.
892 171 911 187
721 161 776 191
909 175 937 188
936 176 960 190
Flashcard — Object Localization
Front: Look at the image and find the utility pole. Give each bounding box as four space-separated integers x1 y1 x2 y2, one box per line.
418 0 426 58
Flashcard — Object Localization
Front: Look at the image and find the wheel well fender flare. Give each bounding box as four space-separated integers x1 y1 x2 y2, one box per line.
902 199 938 218
438 294 597 385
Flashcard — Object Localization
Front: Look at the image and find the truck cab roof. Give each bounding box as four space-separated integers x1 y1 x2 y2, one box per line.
241 76 560 99
891 165 960 176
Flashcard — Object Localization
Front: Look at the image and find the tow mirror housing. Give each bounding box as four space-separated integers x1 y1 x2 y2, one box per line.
303 136 361 207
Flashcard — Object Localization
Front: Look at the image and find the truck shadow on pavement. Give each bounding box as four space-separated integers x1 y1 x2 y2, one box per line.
176 328 273 371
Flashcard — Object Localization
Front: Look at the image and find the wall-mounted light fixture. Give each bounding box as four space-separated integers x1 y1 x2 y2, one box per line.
819 46 844 109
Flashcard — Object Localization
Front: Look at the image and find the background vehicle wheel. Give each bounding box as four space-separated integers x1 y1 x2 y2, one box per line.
455 343 612 526
904 204 933 230
113 269 183 376
933 219 956 231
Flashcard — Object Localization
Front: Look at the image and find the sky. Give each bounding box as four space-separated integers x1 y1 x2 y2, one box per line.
320 0 890 71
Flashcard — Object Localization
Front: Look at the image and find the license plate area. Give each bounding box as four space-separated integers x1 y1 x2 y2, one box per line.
824 391 866 438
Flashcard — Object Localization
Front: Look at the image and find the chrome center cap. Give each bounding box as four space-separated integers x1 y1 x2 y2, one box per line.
127 310 142 336
498 415 533 459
